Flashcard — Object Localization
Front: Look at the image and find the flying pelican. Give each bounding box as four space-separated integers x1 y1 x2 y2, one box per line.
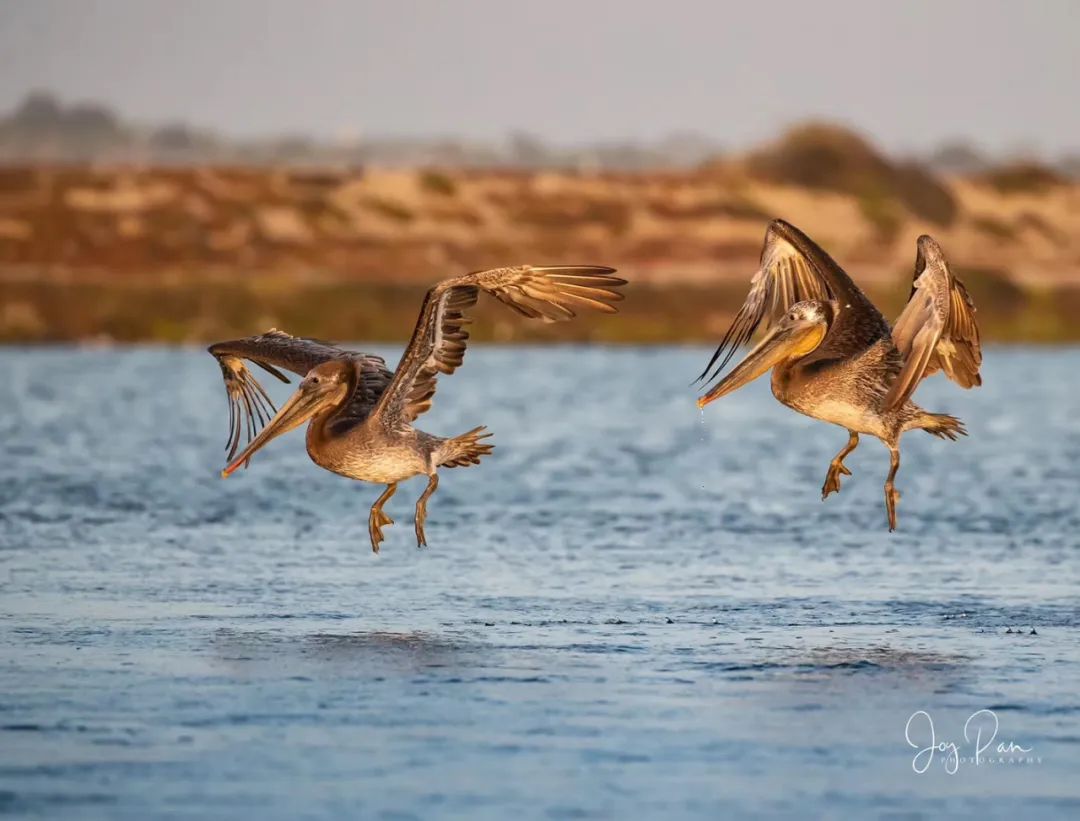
696 220 981 530
210 265 625 552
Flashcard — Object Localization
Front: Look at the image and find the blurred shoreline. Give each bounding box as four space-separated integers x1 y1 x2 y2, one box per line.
3 124 1079 344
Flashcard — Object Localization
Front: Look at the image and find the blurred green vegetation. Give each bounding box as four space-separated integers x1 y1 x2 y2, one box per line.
978 162 1066 195
363 196 416 223
418 170 458 197
746 123 958 227
2 275 1077 345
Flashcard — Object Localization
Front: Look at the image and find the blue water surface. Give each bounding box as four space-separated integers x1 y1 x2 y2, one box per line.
1 346 1078 819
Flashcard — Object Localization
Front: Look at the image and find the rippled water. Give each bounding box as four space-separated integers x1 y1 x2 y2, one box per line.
1 346 1078 818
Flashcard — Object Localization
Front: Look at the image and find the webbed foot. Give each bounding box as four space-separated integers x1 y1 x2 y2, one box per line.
367 483 398 553
414 474 439 549
368 509 394 553
885 482 901 532
821 461 852 499
414 510 427 548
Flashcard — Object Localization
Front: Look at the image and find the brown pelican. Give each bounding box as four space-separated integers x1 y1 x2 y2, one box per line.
696 220 981 530
209 265 625 552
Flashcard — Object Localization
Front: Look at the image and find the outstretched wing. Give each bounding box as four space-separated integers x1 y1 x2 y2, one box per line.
371 265 625 428
207 329 392 461
884 235 982 410
697 219 889 384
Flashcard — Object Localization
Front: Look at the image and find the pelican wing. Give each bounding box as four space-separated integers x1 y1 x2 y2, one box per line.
697 219 889 385
884 236 982 410
372 265 625 427
208 329 392 461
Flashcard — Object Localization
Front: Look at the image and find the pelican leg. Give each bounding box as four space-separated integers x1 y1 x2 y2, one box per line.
822 431 860 500
884 445 901 532
368 483 397 553
414 473 439 548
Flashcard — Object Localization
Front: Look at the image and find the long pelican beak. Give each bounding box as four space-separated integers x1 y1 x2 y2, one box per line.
221 383 337 477
697 323 818 409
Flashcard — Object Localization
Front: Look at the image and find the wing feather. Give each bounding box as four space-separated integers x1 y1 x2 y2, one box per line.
372 265 625 427
884 236 982 409
697 219 888 385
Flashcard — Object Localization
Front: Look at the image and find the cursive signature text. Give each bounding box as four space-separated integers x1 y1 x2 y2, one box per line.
905 709 1036 774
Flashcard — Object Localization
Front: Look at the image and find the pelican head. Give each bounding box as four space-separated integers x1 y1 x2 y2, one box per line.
697 300 831 408
221 360 352 477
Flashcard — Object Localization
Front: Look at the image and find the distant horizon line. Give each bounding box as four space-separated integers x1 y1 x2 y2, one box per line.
2 89 1077 166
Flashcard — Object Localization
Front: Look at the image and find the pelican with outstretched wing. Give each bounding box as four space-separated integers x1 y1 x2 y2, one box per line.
697 219 981 530
210 265 625 552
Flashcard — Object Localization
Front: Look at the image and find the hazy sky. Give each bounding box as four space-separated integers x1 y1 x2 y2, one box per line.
1 0 1077 154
